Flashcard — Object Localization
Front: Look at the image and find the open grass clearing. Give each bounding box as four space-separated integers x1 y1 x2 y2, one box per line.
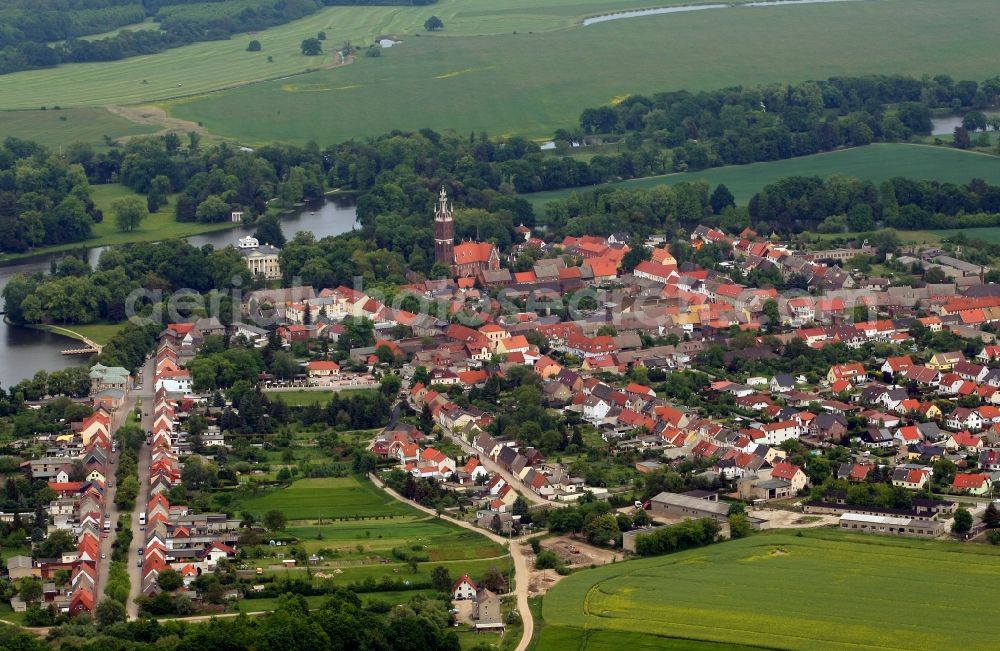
0 183 237 263
166 0 1000 145
523 144 1000 208
269 389 337 406
232 589 438 615
257 556 513 588
36 322 126 347
237 475 412 520
813 225 1000 246
284 516 505 562
539 529 1000 650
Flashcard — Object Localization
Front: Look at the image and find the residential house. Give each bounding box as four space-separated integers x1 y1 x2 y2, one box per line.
952 473 993 496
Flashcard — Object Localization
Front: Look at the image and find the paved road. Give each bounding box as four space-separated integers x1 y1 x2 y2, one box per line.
387 399 402 429
95 369 145 600
442 426 553 508
125 358 155 619
368 473 535 651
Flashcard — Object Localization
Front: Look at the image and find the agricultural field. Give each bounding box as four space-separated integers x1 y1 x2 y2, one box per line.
169 0 998 144
0 0 669 112
0 108 157 149
0 0 996 145
523 144 1000 207
237 475 412 520
538 529 1000 651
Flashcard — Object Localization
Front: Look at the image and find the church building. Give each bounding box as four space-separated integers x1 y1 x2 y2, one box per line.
433 187 500 278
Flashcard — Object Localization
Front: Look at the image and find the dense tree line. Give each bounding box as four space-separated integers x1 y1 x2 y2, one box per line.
575 74 1000 172
0 1 146 49
750 174 1000 235
3 238 254 326
542 173 1000 239
0 0 437 74
633 517 720 556
0 137 101 253
5 589 459 651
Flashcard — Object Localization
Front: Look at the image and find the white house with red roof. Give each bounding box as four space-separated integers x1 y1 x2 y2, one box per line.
307 360 340 380
891 467 930 490
453 575 478 600
155 369 192 394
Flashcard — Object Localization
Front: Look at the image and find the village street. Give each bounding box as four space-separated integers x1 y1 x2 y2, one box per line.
368 473 535 651
125 358 155 619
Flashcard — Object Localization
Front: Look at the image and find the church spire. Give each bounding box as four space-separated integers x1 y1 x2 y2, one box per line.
434 186 455 266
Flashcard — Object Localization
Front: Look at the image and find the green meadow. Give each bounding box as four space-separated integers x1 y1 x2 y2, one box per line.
283 516 505 562
238 476 412 520
538 529 1000 651
234 475 511 595
523 144 1000 207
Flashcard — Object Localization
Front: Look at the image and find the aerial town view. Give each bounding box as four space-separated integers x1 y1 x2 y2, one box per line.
1 0 1000 649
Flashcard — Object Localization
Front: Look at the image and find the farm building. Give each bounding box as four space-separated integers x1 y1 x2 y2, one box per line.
838 513 943 538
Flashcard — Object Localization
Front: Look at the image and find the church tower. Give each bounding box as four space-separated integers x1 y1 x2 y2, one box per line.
434 186 455 266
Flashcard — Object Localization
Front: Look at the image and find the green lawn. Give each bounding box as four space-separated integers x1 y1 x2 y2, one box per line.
258 556 512 587
0 603 29 627
284 516 505 562
38 322 126 347
269 389 335 406
813 225 1000 247
523 144 1000 207
268 388 377 406
0 183 238 263
237 475 412 520
234 589 437 615
538 529 1000 651
0 107 157 148
167 0 1000 145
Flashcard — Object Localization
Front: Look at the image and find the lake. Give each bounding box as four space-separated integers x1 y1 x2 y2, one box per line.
0 195 358 387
